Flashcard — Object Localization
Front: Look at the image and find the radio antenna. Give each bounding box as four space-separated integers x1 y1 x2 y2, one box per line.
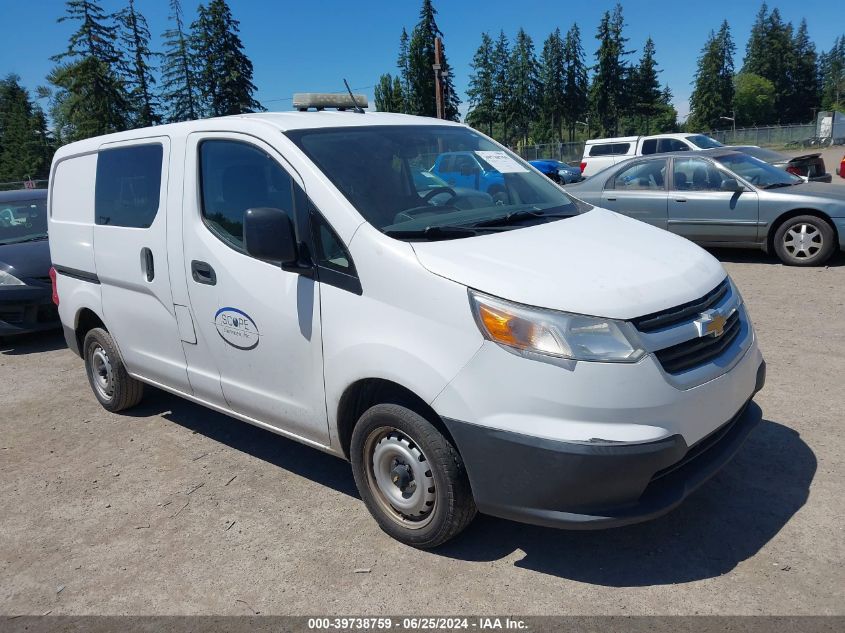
343 79 365 114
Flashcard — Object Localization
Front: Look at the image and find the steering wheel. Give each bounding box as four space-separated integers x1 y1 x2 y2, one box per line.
422 186 457 203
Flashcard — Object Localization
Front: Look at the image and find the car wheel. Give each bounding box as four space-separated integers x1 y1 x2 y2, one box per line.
350 404 476 548
773 215 836 266
83 327 144 412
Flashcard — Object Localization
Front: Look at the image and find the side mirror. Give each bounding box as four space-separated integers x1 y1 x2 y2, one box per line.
243 207 297 264
721 178 744 192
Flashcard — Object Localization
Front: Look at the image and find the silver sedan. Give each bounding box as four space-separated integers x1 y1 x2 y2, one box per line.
565 149 845 266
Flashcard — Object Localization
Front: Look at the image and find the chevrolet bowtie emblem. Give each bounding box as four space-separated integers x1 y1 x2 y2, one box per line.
694 309 731 338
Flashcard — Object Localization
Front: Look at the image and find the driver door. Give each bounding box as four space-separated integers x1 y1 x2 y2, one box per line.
668 157 759 244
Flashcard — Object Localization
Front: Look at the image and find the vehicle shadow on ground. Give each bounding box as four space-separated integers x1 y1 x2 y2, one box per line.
709 247 845 267
0 329 66 355
125 388 359 498
436 417 815 586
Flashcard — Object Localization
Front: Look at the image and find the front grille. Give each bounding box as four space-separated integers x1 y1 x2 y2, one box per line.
632 279 729 333
654 310 741 374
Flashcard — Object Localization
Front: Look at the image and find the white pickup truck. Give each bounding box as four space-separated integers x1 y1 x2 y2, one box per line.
579 133 725 177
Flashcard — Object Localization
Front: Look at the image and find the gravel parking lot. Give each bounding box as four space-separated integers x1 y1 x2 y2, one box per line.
1 250 844 616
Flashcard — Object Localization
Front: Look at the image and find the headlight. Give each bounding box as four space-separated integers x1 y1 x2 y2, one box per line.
0 269 24 286
469 290 645 363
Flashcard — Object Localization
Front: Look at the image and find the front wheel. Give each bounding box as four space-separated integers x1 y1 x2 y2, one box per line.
350 404 476 548
773 215 836 266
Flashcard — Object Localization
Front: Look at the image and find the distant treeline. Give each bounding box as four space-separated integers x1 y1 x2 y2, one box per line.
376 2 845 148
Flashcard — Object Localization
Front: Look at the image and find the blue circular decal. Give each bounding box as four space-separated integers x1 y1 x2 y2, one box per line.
214 307 260 350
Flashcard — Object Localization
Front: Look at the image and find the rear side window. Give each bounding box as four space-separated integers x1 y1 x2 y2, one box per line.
199 140 295 251
95 145 163 228
589 143 631 157
657 138 690 153
641 139 658 155
610 160 667 190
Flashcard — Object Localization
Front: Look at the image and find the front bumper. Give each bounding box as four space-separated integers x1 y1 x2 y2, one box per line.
0 285 59 336
443 360 766 529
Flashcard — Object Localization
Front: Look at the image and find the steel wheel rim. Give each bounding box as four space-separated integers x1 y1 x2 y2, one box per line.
364 427 436 529
783 222 823 259
90 344 114 400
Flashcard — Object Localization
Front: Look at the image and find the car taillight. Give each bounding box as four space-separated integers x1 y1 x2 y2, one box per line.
49 266 59 306
579 162 587 173
786 165 802 176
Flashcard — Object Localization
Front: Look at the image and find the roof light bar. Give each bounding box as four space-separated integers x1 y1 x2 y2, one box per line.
293 93 369 112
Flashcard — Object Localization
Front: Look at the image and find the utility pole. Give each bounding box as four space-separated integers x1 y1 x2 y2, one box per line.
433 37 444 119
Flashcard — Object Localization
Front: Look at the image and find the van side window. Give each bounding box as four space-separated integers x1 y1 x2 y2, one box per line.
313 214 355 274
95 144 163 228
199 140 294 251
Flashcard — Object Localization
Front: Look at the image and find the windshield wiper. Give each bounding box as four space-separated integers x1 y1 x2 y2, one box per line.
383 225 485 241
470 209 575 228
0 235 48 245
763 182 799 189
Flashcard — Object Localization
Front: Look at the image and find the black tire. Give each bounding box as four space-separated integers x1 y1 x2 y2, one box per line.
82 327 144 412
350 404 476 548
772 215 836 266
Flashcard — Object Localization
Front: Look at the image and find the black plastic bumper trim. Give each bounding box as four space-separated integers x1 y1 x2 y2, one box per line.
442 360 765 530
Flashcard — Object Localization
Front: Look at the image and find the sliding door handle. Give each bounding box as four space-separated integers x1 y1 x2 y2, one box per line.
141 247 154 282
191 260 216 285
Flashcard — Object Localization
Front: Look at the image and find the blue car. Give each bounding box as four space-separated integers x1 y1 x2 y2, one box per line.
430 151 506 198
529 159 583 184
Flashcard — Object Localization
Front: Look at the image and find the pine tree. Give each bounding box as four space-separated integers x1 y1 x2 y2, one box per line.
0 75 53 181
688 21 735 131
631 37 662 134
538 28 565 141
791 20 820 122
396 28 411 113
191 0 262 117
48 0 131 141
466 32 496 136
508 28 538 147
160 0 199 122
818 36 845 111
561 24 588 141
374 73 404 112
589 4 631 136
742 5 797 122
116 0 159 127
406 0 460 120
492 30 511 143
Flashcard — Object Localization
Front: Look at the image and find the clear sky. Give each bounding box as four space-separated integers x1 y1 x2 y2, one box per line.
1 0 842 123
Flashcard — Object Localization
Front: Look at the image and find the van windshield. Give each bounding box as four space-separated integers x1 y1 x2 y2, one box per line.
286 125 586 241
0 196 48 245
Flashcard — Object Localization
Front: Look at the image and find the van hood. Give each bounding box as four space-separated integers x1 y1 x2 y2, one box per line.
410 208 726 320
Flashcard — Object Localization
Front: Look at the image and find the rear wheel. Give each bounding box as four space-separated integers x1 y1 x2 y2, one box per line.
83 328 144 412
773 215 836 266
350 404 476 548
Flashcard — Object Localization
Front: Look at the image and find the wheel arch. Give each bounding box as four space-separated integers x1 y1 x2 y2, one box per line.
336 378 457 461
766 209 838 253
74 307 107 355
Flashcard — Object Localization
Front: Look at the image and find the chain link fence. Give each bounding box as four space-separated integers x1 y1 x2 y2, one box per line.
514 142 586 165
0 179 49 192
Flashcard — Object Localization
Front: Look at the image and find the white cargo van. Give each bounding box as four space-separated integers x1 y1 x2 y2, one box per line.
580 133 726 177
48 99 765 547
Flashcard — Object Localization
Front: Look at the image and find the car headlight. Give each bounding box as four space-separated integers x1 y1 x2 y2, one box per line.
469 290 645 363
0 269 24 286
